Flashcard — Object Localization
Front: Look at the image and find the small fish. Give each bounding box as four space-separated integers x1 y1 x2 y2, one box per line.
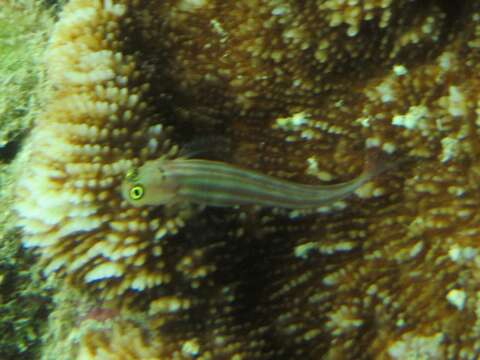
121 154 385 209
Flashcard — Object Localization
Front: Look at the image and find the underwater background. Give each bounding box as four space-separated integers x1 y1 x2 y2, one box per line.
2 1 480 359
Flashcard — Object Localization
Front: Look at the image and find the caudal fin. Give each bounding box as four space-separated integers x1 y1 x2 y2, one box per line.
361 149 398 183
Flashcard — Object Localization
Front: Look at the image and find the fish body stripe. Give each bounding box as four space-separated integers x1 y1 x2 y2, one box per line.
159 159 368 208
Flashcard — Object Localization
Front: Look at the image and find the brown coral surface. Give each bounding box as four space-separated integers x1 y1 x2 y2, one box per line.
14 0 480 359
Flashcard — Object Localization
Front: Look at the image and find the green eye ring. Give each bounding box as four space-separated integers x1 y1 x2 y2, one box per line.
129 184 144 200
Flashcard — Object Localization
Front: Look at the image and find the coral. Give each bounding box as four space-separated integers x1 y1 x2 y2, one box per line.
39 288 161 360
15 0 194 303
75 320 161 360
13 0 480 359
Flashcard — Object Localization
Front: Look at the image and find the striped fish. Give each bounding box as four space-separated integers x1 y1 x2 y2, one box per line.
121 156 383 209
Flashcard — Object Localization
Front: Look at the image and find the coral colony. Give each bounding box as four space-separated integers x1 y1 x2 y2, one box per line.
14 1 480 358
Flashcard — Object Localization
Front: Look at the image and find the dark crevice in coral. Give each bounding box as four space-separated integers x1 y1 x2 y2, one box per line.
0 132 27 164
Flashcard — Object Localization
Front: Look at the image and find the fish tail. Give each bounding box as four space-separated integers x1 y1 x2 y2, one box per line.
361 149 394 182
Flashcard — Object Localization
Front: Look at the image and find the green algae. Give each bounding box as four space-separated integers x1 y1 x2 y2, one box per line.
0 1 55 151
0 228 53 359
0 1 61 359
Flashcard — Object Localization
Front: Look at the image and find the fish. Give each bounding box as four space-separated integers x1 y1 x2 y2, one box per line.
121 154 387 209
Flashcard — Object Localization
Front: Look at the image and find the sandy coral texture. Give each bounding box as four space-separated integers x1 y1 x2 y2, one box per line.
13 0 480 359
0 1 56 359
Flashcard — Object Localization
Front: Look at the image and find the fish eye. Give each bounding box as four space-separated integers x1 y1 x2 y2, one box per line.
126 168 139 183
129 184 144 200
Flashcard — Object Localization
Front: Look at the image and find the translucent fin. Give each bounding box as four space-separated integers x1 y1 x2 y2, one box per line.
178 135 233 160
